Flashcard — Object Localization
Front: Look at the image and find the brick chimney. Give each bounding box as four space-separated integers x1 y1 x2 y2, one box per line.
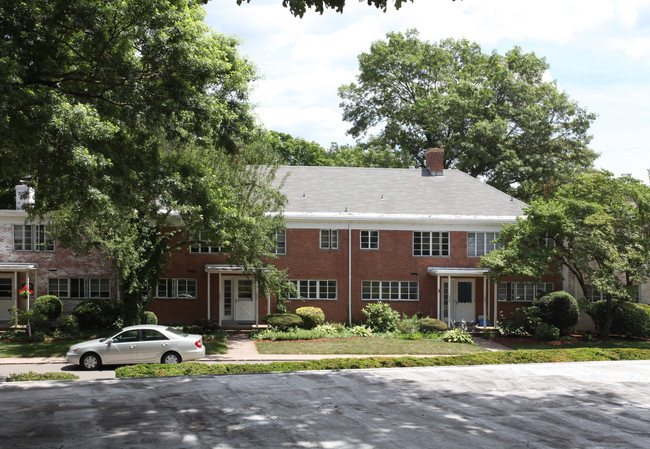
425 148 444 176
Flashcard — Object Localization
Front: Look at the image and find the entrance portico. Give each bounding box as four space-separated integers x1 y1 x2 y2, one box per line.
0 263 38 321
205 265 264 326
427 267 494 327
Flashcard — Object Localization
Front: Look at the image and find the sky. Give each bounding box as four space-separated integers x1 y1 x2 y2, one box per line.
205 0 650 182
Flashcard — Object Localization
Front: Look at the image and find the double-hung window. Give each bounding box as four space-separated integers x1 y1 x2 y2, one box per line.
156 278 197 299
14 225 54 251
497 282 554 302
271 231 286 255
320 229 338 249
467 232 501 257
288 280 337 300
360 230 379 250
48 278 110 298
362 281 419 301
413 231 449 256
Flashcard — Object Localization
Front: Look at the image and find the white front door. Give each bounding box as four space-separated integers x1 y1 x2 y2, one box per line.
0 275 14 321
443 279 475 324
222 277 256 323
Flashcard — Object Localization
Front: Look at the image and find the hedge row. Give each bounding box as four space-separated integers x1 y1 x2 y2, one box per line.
115 348 650 378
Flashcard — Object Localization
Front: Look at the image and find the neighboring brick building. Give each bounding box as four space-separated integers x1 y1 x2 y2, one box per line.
1 149 567 326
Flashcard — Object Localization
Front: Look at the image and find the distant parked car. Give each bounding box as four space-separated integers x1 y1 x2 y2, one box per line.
66 324 205 370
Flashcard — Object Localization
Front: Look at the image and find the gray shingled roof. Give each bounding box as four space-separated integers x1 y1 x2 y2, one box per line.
274 166 526 221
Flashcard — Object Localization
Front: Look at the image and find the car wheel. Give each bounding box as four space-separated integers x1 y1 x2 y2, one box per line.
81 353 102 370
162 351 181 364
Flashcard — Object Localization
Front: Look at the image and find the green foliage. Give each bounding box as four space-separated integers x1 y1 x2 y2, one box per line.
349 325 373 337
235 0 413 18
33 295 63 321
588 301 650 338
362 302 400 332
533 291 579 336
496 307 542 337
1 328 47 342
339 30 597 201
16 310 50 333
418 317 448 333
534 323 560 341
143 311 158 325
262 313 303 331
295 307 325 329
395 314 420 335
482 330 496 340
53 314 80 339
442 329 475 344
6 371 80 382
73 299 120 330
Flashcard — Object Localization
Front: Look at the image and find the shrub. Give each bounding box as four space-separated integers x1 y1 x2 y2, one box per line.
588 300 650 338
16 309 50 333
73 298 121 330
361 302 399 333
54 314 80 339
534 291 579 335
496 307 541 337
418 317 448 333
396 314 420 335
295 307 325 329
442 328 475 344
349 325 373 337
534 323 560 341
143 311 158 325
261 313 303 331
33 295 63 320
1 328 46 342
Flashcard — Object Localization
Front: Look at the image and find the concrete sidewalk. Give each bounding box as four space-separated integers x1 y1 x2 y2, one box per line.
0 333 512 365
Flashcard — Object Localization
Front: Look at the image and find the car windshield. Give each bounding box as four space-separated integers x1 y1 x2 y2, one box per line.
165 327 188 337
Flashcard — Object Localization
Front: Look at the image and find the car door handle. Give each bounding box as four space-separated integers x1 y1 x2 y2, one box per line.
161 343 168 347
129 345 136 349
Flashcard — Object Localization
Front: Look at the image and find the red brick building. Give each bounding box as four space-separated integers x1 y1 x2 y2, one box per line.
1 149 561 326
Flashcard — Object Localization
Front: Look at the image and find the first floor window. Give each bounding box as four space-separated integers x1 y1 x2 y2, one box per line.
497 282 554 302
272 230 286 255
48 278 110 298
584 285 640 302
320 229 338 249
288 280 337 300
467 232 501 257
362 281 419 301
360 230 379 250
14 224 54 252
156 278 197 299
413 231 449 256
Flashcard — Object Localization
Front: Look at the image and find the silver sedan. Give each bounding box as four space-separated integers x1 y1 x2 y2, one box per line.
66 324 206 370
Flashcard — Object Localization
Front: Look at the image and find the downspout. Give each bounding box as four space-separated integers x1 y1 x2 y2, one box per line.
483 276 487 327
493 283 498 325
207 271 211 321
348 221 352 326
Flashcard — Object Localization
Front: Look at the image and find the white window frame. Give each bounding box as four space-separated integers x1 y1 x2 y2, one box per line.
467 232 501 257
156 278 197 299
288 280 337 300
362 280 419 301
320 229 338 249
271 230 286 255
413 231 449 256
497 282 554 302
14 224 54 252
48 278 110 299
360 230 379 250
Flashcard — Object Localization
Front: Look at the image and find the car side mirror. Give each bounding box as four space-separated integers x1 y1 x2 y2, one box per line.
105 338 113 345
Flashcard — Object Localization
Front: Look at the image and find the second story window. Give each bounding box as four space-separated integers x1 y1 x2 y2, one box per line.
360 230 379 250
467 232 501 257
14 225 54 252
413 231 449 256
189 232 222 254
320 229 338 249
271 231 286 255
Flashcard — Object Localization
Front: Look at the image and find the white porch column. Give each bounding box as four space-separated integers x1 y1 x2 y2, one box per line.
447 274 451 326
207 271 211 321
25 271 30 311
218 273 222 327
483 276 487 327
493 283 498 325
436 275 441 320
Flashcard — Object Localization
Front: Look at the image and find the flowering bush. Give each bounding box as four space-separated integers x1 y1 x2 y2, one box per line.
18 286 33 297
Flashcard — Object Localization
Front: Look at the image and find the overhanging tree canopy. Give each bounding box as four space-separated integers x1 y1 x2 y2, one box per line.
339 30 598 201
1 0 287 323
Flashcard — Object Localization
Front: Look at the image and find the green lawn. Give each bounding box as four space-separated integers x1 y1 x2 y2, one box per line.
255 338 487 355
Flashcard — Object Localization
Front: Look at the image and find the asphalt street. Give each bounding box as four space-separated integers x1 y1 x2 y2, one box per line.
1 360 650 448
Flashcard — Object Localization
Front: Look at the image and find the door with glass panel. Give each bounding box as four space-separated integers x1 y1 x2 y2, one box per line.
222 278 255 322
442 279 475 324
0 275 13 321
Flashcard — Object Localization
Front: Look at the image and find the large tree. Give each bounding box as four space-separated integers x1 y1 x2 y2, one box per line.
1 0 287 324
339 30 598 202
234 0 415 17
479 171 650 337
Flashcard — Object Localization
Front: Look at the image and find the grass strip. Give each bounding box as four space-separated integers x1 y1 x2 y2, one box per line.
115 348 650 378
6 371 80 382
